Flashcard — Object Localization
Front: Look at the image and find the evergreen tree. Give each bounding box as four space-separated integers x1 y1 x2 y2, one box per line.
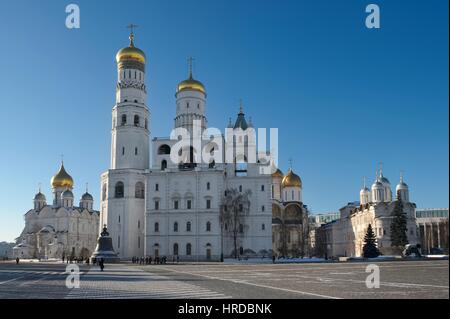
363 224 380 258
390 191 409 248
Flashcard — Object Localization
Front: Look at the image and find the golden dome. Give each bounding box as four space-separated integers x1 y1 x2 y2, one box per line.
177 75 206 95
282 168 302 188
272 168 284 178
51 162 74 189
116 34 145 64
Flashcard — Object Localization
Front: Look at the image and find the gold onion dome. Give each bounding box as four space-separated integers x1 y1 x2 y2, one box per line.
282 168 302 188
272 168 284 178
116 33 146 64
177 74 206 95
51 162 74 188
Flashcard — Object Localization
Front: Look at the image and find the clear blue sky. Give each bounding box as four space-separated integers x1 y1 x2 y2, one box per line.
0 0 448 242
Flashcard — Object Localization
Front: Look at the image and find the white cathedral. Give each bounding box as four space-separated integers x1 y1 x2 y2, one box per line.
99 32 287 261
317 167 419 258
14 163 100 259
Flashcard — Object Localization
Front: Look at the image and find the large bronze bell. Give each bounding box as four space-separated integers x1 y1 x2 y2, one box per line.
91 225 120 263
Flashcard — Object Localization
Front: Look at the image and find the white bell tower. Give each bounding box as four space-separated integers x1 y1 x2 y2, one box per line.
100 25 149 259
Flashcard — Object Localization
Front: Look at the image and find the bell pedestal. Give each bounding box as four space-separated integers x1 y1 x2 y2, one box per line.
90 225 120 263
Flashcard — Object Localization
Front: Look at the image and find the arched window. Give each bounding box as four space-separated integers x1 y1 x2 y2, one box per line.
158 144 171 155
186 221 191 232
154 222 159 232
135 182 145 199
145 118 148 129
239 185 242 192
173 243 178 255
135 147 138 155
206 182 210 190
134 115 140 126
161 160 167 171
206 221 211 232
121 114 127 126
174 222 178 232
262 223 265 230
115 182 124 198
102 183 107 201
186 243 192 256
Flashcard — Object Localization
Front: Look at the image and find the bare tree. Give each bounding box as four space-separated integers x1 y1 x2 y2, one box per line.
220 187 252 259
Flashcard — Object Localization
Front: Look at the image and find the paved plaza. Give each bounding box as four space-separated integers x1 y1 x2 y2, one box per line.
0 260 448 299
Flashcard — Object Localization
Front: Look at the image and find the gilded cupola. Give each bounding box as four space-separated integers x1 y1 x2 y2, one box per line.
51 162 74 189
281 168 302 188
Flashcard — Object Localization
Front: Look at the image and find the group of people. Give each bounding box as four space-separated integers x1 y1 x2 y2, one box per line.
62 255 90 265
132 255 178 265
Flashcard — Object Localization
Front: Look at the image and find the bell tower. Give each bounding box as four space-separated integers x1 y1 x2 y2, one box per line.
111 25 150 170
100 26 149 259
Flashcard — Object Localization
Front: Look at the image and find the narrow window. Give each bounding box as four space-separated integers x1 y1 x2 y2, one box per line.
155 183 159 191
121 114 127 125
261 185 265 191
174 222 178 232
154 222 159 232
174 200 179 209
186 221 191 232
239 185 242 192
154 200 159 210
135 147 138 155
186 243 192 255
134 115 140 126
262 224 265 230
115 182 124 198
262 205 265 212
122 147 125 155
207 182 210 190
206 221 211 232
206 199 211 209
187 200 192 209
118 236 120 248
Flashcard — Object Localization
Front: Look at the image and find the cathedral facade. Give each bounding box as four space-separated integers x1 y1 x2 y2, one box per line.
316 169 419 258
14 163 99 259
100 33 282 260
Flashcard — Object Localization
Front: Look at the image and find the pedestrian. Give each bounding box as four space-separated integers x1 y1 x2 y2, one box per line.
177 255 179 263
15 257 19 265
149 256 152 264
272 255 276 264
62 255 65 263
99 258 104 271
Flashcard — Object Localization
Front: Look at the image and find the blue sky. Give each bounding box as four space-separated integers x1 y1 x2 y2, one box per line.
0 0 448 242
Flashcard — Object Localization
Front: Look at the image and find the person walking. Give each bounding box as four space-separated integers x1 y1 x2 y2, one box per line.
15 257 19 265
99 258 105 271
